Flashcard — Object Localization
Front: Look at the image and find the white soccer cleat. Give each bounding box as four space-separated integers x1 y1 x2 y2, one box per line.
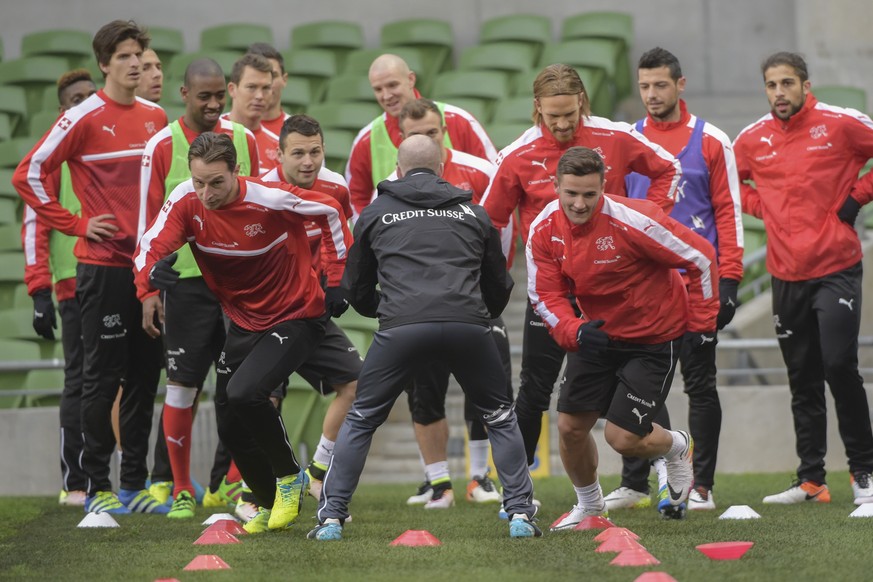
549 502 608 531
406 481 433 505
688 487 716 511
59 490 87 507
604 486 652 510
235 499 260 522
762 480 830 504
851 472 873 505
664 430 694 506
466 474 502 503
424 486 454 509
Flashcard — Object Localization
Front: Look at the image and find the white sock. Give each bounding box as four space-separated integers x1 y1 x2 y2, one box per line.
425 461 450 485
468 439 489 479
313 435 335 467
666 431 688 459
654 458 668 490
574 478 604 509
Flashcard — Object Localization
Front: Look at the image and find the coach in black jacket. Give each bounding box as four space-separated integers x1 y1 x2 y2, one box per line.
309 135 541 541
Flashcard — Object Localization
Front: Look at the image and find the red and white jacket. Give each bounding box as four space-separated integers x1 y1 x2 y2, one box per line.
261 111 291 140
261 164 353 275
526 194 719 351
134 177 351 332
482 117 682 256
13 90 167 267
635 100 744 282
346 89 498 217
220 113 280 176
734 93 873 281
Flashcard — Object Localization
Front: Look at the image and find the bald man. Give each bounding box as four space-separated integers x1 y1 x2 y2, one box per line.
310 135 540 541
345 54 497 218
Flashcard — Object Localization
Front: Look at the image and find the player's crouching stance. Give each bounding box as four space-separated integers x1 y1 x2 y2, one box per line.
133 132 352 533
525 147 719 530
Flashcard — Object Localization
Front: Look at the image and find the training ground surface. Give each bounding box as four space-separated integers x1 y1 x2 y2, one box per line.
0 473 869 581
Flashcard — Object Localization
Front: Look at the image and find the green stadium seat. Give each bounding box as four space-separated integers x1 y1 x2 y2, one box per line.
282 49 338 103
28 110 59 138
478 14 553 62
41 85 61 113
0 113 11 142
147 26 186 65
431 71 510 123
0 338 42 407
306 102 382 133
343 47 431 95
380 18 455 78
166 51 243 83
341 329 371 355
0 224 22 252
0 253 25 283
0 198 17 225
813 85 867 112
280 77 313 114
457 43 538 88
10 283 30 309
20 368 66 407
0 37 4 62
290 21 364 71
162 105 186 123
325 74 375 104
0 279 24 310
282 374 334 460
488 122 531 150
0 137 37 169
561 11 633 99
0 169 18 199
0 306 60 358
0 57 70 119
321 128 355 175
442 98 490 126
21 29 93 69
199 23 273 53
336 308 378 333
493 96 535 124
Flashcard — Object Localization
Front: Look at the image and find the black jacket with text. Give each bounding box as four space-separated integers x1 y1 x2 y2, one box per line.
343 168 513 330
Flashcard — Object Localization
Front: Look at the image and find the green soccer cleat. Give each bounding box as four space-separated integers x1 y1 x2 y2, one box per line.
148 481 173 506
85 491 131 515
243 507 272 534
268 469 309 530
167 490 196 519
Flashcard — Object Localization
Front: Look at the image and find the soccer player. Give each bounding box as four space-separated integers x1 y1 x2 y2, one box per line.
20 68 97 507
138 58 260 519
136 48 164 103
526 147 717 530
345 53 497 217
604 47 744 513
13 20 168 514
381 99 507 509
135 132 351 533
309 135 539 541
223 53 278 175
261 114 360 501
734 51 873 505
246 43 290 138
481 63 682 478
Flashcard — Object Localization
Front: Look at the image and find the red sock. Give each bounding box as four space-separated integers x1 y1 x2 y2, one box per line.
163 403 194 497
226 460 242 484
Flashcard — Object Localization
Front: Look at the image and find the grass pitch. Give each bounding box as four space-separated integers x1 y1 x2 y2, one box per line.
0 472 870 581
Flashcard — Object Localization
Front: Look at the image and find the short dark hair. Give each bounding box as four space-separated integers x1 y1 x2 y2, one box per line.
57 69 95 103
761 51 809 83
557 147 605 182
279 114 323 149
533 64 591 123
398 98 443 128
183 58 225 88
188 132 237 172
247 42 285 74
638 47 683 80
230 53 274 86
92 20 149 71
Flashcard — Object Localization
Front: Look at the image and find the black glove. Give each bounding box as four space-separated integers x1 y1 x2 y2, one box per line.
32 288 57 340
683 330 717 354
716 278 740 330
148 252 180 291
324 286 350 317
837 195 861 226
576 319 608 354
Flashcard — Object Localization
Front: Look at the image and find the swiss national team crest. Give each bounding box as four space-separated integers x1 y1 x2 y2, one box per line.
592 146 606 160
595 236 615 251
809 124 828 139
244 223 265 237
58 117 72 131
145 121 157 135
141 154 151 168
